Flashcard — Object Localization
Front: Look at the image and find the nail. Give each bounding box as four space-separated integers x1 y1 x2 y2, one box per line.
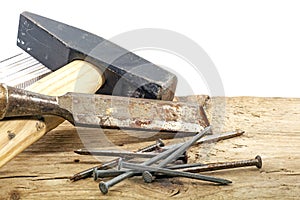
167 162 206 170
121 161 232 185
75 139 165 158
94 169 128 179
162 130 244 151
137 138 165 152
74 149 159 158
70 158 119 181
99 142 182 194
93 169 130 179
98 126 210 194
71 140 166 181
179 155 262 173
196 130 244 145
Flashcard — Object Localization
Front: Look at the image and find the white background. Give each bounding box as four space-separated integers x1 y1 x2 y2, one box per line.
0 0 299 97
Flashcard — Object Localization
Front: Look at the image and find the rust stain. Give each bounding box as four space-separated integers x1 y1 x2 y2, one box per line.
134 119 152 127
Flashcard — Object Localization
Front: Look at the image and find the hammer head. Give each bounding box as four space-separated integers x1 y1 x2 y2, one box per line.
17 12 177 100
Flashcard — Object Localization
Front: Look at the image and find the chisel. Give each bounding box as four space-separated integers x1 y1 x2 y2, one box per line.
0 83 208 133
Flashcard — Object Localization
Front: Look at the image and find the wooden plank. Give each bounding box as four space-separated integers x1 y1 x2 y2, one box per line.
0 96 299 199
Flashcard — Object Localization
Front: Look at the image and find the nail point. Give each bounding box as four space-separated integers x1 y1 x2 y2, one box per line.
236 129 245 135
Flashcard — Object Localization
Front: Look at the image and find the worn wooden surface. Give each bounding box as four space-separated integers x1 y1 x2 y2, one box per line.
0 96 299 199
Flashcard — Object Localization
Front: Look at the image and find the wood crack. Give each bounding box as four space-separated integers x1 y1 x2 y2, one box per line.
32 176 70 181
0 175 38 180
170 189 181 197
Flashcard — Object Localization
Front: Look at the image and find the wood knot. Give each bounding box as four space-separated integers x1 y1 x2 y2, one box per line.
7 131 16 140
36 121 45 131
9 190 20 200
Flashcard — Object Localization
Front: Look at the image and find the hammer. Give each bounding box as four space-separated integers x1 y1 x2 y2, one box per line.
17 11 177 100
0 12 178 168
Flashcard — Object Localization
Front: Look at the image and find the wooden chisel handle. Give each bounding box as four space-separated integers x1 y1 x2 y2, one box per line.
0 60 104 168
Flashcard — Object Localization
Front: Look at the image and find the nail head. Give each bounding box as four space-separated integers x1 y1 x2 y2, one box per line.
142 171 153 183
255 155 262 169
99 181 109 194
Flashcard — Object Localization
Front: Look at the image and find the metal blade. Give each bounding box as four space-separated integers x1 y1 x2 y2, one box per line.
58 93 209 133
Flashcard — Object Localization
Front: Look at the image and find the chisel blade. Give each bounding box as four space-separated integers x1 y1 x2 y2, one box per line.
58 92 209 133
0 84 209 133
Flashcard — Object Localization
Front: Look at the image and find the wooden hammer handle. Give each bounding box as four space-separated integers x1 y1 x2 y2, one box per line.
0 60 104 168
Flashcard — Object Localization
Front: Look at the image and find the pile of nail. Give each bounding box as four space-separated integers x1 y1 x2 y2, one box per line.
72 126 262 195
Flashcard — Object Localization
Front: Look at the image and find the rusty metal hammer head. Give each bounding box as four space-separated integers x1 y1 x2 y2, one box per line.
17 11 177 100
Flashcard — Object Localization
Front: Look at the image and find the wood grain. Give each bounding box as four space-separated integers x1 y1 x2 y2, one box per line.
0 60 104 168
0 96 299 199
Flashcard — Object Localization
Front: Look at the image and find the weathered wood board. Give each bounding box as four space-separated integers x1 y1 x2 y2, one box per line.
0 96 299 199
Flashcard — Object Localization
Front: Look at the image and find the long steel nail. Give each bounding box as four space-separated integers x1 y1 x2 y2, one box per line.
167 162 206 170
197 130 244 144
93 168 126 180
70 139 166 181
121 161 231 185
179 155 262 173
93 156 262 180
162 130 244 151
94 169 128 179
75 149 187 162
98 126 210 194
70 158 120 181
74 149 159 158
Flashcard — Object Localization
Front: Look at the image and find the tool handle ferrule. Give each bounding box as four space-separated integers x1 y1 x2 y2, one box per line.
0 84 9 119
0 83 63 119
